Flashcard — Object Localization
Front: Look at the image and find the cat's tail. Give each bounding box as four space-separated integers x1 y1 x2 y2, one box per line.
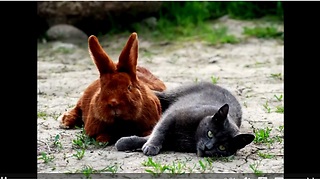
115 135 149 151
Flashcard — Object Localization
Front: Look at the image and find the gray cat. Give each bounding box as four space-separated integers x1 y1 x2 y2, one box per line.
115 82 255 157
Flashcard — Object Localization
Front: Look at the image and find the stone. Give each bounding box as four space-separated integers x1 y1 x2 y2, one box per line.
38 2 163 35
46 24 88 44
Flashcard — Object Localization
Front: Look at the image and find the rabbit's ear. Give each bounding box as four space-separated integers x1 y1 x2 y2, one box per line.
88 35 116 74
117 32 138 78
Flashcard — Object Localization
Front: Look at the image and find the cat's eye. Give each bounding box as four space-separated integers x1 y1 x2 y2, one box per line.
218 145 226 151
128 85 132 90
207 130 214 138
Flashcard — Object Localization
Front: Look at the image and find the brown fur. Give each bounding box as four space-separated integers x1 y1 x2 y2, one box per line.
58 32 166 143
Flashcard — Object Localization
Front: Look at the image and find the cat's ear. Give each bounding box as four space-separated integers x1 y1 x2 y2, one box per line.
230 134 255 150
212 104 229 124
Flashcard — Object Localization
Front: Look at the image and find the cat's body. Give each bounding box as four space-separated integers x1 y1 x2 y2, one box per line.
115 82 255 157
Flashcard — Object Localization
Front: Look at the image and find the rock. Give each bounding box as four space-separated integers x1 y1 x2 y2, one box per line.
46 24 88 44
38 2 163 35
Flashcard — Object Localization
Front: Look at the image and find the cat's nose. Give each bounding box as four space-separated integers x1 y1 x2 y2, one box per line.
205 142 213 150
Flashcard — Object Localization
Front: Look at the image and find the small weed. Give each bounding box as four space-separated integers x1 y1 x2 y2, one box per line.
277 125 284 133
252 61 268 67
38 152 55 163
102 164 119 174
38 111 48 120
198 157 214 172
76 164 119 179
263 101 271 113
274 94 283 101
142 157 188 177
73 149 85 160
142 157 170 176
206 26 239 45
53 134 63 149
204 157 213 167
210 75 219 84
270 73 283 80
258 151 275 159
274 126 284 143
80 165 94 179
199 156 233 172
249 161 263 176
275 105 284 113
72 128 108 149
168 161 187 175
52 112 62 121
253 127 274 144
198 159 206 172
243 26 283 39
254 126 284 145
274 135 283 143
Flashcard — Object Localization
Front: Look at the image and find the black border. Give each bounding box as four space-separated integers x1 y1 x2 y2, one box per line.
284 1 320 179
2 1 320 179
1 1 37 179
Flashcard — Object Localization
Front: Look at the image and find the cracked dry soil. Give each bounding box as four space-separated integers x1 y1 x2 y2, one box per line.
37 18 283 178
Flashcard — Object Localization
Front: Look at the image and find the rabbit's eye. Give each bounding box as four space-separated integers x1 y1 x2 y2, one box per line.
128 85 132 90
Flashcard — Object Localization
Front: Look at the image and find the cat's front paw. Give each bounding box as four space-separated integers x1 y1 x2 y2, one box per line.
142 143 161 156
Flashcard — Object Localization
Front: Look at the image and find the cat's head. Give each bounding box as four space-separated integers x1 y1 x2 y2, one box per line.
195 104 255 157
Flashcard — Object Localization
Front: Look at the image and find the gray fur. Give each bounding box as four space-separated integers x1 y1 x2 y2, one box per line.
115 82 255 157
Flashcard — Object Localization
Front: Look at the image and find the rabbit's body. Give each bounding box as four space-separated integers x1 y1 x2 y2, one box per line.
58 33 166 143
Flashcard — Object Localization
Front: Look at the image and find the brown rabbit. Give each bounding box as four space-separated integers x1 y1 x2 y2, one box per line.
58 32 166 143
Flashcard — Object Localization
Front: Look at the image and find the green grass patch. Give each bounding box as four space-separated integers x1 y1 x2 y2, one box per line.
73 149 85 160
243 26 283 39
72 127 108 149
210 75 220 84
263 101 271 113
274 94 283 101
38 152 55 163
249 161 264 176
254 127 274 144
53 134 63 150
254 126 284 145
75 164 118 179
38 111 48 120
142 157 190 177
275 105 284 113
270 73 283 80
258 151 275 159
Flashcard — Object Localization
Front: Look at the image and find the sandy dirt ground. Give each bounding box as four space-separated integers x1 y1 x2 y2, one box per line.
37 17 283 179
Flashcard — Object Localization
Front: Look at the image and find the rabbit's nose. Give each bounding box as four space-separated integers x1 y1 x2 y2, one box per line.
108 98 119 107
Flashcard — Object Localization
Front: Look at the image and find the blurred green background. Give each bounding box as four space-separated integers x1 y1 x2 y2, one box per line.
130 1 283 41
38 1 283 44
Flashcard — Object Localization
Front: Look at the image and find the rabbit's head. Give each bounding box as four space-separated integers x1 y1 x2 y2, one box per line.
88 33 149 121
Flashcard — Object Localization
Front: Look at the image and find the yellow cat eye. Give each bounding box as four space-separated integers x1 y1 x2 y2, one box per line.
218 145 226 151
207 130 213 138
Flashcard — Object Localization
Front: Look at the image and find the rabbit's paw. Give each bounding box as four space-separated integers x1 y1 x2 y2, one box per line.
58 111 79 129
142 143 161 156
96 134 111 143
58 114 70 129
